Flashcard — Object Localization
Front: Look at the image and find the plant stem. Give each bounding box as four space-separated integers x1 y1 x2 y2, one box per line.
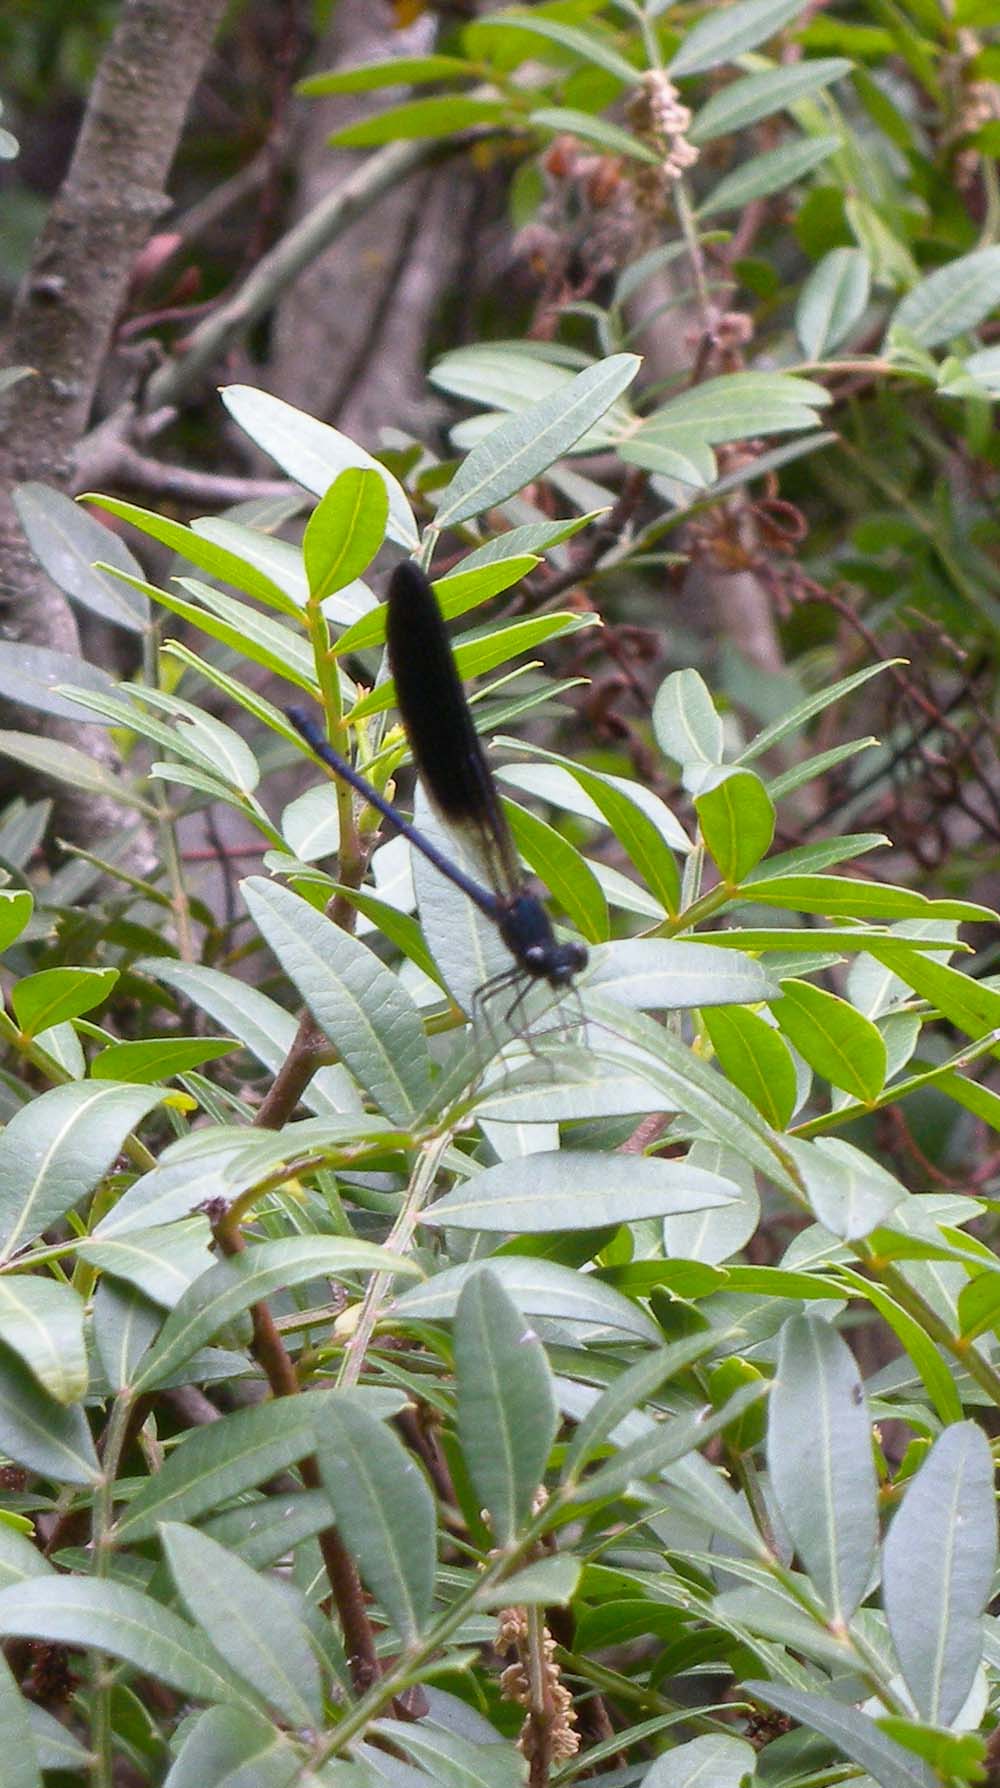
336 1132 448 1389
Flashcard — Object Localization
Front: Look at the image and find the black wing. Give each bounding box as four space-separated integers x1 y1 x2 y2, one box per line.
385 561 523 898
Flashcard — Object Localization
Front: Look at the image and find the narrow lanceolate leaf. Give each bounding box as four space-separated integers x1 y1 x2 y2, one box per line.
162 1523 322 1729
784 1137 904 1241
669 0 810 76
691 59 853 143
768 1314 877 1621
695 768 775 883
0 1081 165 1263
13 482 148 633
422 1152 739 1232
0 1350 99 1485
0 1578 250 1709
302 467 387 602
436 354 640 527
883 1422 996 1725
573 1381 768 1503
745 1684 936 1788
890 245 1000 348
455 1270 557 1546
561 1332 721 1486
0 1279 87 1405
115 1398 328 1541
651 669 724 770
773 979 887 1103
220 385 418 550
135 957 358 1120
131 1238 417 1393
392 1256 661 1342
242 878 431 1125
797 248 871 359
313 1401 436 1645
703 1007 798 1130
641 1736 755 1788
0 1653 41 1788
699 137 841 218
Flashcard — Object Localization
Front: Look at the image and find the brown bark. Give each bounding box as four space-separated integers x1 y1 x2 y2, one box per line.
0 0 229 848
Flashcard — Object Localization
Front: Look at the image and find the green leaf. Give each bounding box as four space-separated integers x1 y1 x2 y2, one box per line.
422 1151 739 1232
161 1706 297 1788
695 768 775 883
120 573 317 690
455 1269 557 1546
116 1398 330 1540
348 611 592 720
131 1237 416 1393
335 554 539 655
0 1578 250 1708
281 784 340 862
642 1736 756 1788
797 247 871 358
663 1140 761 1266
298 53 473 96
500 754 686 912
745 1683 935 1788
11 965 118 1038
891 246 1000 348
575 1380 768 1502
0 1653 41 1788
220 386 418 550
863 947 1000 1043
588 937 774 1010
837 1268 963 1425
392 1256 661 1343
529 106 661 163
652 669 724 769
90 1035 238 1084
82 494 294 612
703 1006 798 1129
691 60 853 142
669 0 812 76
327 95 508 147
0 1346 99 1485
476 1555 580 1608
883 1422 995 1725
874 1720 986 1782
785 1136 905 1239
0 642 117 725
774 976 888 1102
0 730 152 812
501 798 608 942
0 1081 165 1263
314 1400 436 1645
476 11 639 83
0 891 34 953
739 659 898 762
585 992 794 1189
768 1314 877 1620
13 483 148 633
744 876 990 922
699 137 841 217
303 468 387 602
367 1724 523 1788
162 1523 322 1727
436 354 640 527
242 877 431 1123
0 1280 87 1405
135 958 358 1119
561 1332 722 1486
